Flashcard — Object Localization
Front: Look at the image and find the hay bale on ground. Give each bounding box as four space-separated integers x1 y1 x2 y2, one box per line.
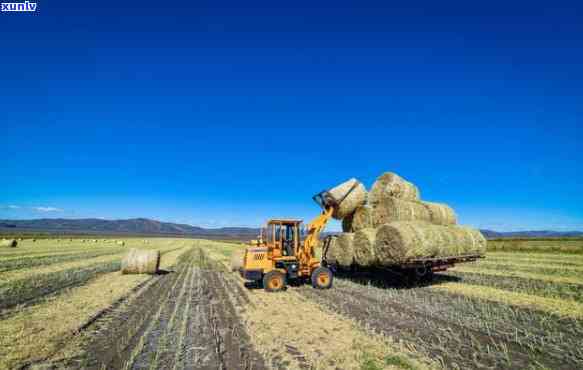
374 222 486 265
334 233 355 267
327 178 367 219
0 239 17 248
121 249 160 274
353 228 377 266
117 241 126 246
369 172 420 202
230 249 244 272
422 201 457 225
341 213 354 232
372 197 432 225
352 205 374 231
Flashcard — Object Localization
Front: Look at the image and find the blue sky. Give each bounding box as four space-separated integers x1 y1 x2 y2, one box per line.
1 0 582 231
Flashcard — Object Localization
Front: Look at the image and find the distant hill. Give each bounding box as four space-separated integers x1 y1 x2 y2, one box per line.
0 218 581 240
0 218 260 240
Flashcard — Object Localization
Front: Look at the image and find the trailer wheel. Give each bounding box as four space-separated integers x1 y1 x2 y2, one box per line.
263 271 286 292
311 267 333 289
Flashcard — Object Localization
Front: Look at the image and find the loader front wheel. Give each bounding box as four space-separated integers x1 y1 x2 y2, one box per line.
311 267 333 289
263 271 286 292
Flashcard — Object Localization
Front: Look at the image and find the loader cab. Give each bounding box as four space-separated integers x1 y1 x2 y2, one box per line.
262 219 302 257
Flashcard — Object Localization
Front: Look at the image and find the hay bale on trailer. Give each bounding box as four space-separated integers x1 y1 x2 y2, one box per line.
333 233 355 267
369 172 420 203
0 239 18 248
341 213 354 232
353 228 377 266
422 202 457 225
372 197 432 225
374 221 486 265
121 249 160 274
351 205 374 231
230 249 244 272
327 178 367 219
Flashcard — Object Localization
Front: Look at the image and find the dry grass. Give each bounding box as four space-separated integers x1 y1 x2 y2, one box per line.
242 279 431 370
0 239 192 369
453 265 583 286
432 282 583 320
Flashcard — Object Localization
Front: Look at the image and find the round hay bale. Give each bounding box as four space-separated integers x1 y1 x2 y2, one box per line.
230 249 244 272
421 202 457 225
372 197 432 225
352 205 374 231
327 178 367 219
117 241 126 246
32 239 36 242
334 233 355 267
374 222 487 265
121 249 160 274
353 228 377 266
341 213 354 232
0 239 17 248
323 236 339 264
369 172 420 202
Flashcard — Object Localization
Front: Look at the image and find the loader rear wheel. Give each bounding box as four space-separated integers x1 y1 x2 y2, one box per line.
311 267 333 289
263 271 286 292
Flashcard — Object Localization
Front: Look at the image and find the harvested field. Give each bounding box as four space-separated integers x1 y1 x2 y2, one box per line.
301 239 583 369
3 236 582 370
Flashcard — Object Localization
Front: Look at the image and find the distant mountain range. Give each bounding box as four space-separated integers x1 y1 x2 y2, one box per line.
0 218 260 240
0 218 581 239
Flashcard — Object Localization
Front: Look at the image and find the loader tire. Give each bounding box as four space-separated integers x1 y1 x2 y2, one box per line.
311 267 333 289
263 271 286 292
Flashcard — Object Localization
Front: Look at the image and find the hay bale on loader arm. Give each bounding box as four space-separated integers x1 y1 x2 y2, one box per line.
0 239 18 248
327 178 367 219
121 249 160 274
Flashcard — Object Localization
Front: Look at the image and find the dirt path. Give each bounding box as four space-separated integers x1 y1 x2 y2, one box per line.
40 248 265 370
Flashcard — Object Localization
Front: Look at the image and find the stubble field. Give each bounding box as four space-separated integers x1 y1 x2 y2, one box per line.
0 237 581 369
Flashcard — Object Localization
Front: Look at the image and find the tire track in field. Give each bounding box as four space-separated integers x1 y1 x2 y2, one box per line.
49 247 266 370
299 278 581 370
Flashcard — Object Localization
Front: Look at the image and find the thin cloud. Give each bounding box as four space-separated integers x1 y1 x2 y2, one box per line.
32 206 64 213
7 205 21 209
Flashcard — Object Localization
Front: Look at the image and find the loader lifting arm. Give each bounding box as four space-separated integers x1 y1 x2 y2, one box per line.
297 206 334 269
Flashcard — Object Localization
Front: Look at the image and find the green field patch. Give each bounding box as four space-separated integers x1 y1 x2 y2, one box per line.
487 239 583 254
485 254 583 267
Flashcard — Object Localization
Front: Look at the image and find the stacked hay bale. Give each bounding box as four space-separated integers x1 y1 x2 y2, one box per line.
332 172 486 268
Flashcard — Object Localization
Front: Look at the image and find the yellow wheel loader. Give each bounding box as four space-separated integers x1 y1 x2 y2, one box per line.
238 184 358 292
